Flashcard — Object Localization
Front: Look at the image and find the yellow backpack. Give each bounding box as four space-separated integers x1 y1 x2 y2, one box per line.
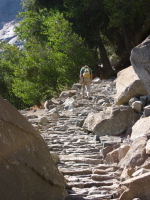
83 68 90 78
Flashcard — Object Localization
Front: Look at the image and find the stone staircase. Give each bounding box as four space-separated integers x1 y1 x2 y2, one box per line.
25 79 122 199
39 116 121 199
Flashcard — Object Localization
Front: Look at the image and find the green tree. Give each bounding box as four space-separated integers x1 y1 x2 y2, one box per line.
63 0 150 72
21 0 115 77
103 0 150 69
0 42 30 108
13 10 96 105
21 0 150 75
63 0 117 77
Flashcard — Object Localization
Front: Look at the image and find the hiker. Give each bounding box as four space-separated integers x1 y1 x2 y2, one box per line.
80 65 92 98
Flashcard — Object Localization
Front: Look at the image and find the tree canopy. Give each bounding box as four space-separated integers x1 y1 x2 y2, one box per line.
0 10 96 107
0 0 149 108
22 0 150 71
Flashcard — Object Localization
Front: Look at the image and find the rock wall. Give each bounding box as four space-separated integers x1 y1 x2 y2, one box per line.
130 35 150 94
0 96 67 200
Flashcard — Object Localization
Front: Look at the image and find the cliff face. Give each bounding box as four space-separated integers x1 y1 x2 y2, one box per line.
0 0 23 44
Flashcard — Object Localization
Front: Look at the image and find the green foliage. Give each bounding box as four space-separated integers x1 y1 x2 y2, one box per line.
1 0 149 108
62 0 150 70
103 0 149 31
0 42 31 108
1 10 96 107
62 0 115 74
102 0 150 65
21 0 150 70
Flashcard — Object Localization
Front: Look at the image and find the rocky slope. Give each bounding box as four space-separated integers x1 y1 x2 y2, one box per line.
22 75 150 200
20 35 150 200
22 78 121 200
0 0 22 45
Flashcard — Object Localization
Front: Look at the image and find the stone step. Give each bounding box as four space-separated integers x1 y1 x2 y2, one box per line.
84 194 113 200
66 180 114 189
59 157 103 165
60 168 92 175
91 174 120 181
28 94 122 199
58 163 91 171
66 173 119 184
72 184 119 195
64 148 100 154
47 143 102 151
92 168 121 174
60 153 102 159
94 164 120 171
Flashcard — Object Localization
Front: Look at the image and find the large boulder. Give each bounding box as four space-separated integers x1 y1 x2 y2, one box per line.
83 105 139 136
119 136 148 169
115 66 148 105
0 96 67 200
119 172 150 200
130 116 150 140
130 35 150 94
117 109 150 200
119 117 150 170
105 144 130 164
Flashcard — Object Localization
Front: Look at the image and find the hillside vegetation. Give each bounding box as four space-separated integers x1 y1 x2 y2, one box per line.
0 0 150 108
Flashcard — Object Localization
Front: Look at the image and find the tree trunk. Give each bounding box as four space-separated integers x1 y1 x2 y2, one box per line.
122 24 131 49
97 31 115 78
114 51 130 70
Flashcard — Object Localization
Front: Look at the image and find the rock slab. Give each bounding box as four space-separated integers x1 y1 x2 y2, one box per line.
130 35 150 95
0 96 67 200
